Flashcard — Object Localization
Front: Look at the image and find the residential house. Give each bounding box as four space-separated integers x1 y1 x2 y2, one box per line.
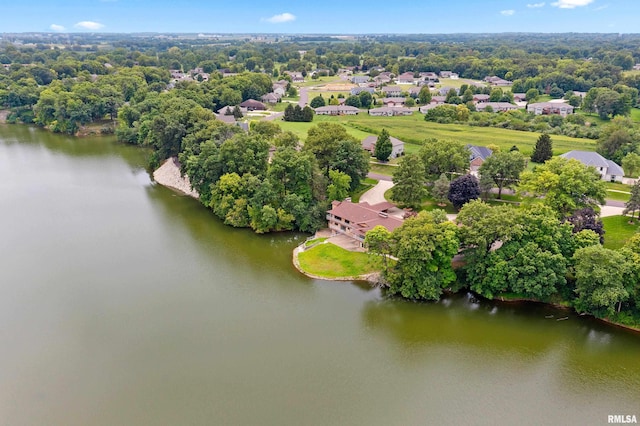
485 76 513 86
351 87 375 96
475 102 519 112
420 72 439 81
430 96 447 105
284 71 304 83
240 99 267 111
396 72 416 85
351 76 370 85
512 93 527 103
216 105 247 116
527 102 575 117
472 94 491 103
381 86 403 97
560 151 624 182
327 200 403 245
368 107 413 117
467 145 493 173
439 87 458 96
362 135 405 158
261 93 280 104
382 98 406 107
214 113 249 131
440 71 454 78
408 87 421 97
419 104 439 113
314 105 360 115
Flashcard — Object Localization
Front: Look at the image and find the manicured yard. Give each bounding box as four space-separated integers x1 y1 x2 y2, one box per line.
279 113 596 155
304 237 328 247
369 162 396 176
602 215 640 249
297 243 382 278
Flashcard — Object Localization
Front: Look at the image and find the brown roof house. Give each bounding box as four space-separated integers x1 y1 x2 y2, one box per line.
240 99 267 111
362 135 405 158
527 102 575 117
327 200 403 245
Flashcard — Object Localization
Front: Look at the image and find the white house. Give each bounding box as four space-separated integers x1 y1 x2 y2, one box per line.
362 135 405 159
560 150 624 182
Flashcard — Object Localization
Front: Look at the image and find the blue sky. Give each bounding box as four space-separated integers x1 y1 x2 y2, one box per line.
1 0 638 34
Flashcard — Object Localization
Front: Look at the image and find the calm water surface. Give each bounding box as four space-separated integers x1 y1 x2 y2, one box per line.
1 125 639 425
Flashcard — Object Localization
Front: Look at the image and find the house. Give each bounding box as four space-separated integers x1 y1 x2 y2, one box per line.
284 71 304 82
485 76 513 86
368 107 413 117
440 71 454 78
351 76 370 85
381 86 403 97
350 87 375 96
560 151 624 182
473 94 491 103
216 105 247 116
314 105 360 115
214 113 249 132
512 93 527 103
420 72 439 81
439 87 459 96
527 102 575 117
430 96 447 105
475 102 519 112
327 200 403 244
381 98 406 107
408 87 421 97
419 104 439 113
396 72 416 85
362 135 405 158
240 99 267 111
273 86 287 97
467 145 493 173
261 93 280 104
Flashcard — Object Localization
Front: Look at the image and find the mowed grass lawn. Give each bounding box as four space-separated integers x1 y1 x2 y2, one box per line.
278 113 596 155
298 242 382 278
602 215 640 250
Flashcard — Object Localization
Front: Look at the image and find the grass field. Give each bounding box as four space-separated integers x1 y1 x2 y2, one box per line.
602 215 640 249
297 243 382 278
277 113 596 155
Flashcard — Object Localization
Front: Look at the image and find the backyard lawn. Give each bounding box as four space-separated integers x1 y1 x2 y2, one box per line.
602 215 640 249
297 243 382 278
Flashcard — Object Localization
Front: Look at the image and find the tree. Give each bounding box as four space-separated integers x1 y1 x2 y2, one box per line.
419 138 469 182
330 140 370 190
391 154 428 210
525 88 539 102
567 207 605 243
374 129 393 162
573 245 630 317
596 116 638 164
386 212 460 301
479 150 526 199
518 157 607 217
448 174 480 210
364 225 392 270
531 133 553 163
358 90 373 108
622 152 640 177
309 95 325 108
432 173 450 206
623 181 640 220
304 122 356 173
344 95 361 108
418 86 432 104
327 169 351 201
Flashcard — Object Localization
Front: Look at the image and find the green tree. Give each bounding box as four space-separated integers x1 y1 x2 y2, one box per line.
386 212 460 300
622 152 640 177
309 95 325 108
448 174 480 210
419 138 469 182
530 133 553 163
623 181 640 220
374 129 393 162
479 150 526 199
358 90 373 108
344 95 361 108
418 86 432 104
330 139 370 190
304 122 356 174
525 88 539 102
596 116 638 164
573 245 630 317
327 169 351 201
391 154 428 210
519 157 607 217
432 173 450 205
364 225 392 270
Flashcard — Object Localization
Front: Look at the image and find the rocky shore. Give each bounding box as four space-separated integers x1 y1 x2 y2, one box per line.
152 157 199 199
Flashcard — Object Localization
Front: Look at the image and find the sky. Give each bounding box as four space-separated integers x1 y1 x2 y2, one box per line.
1 0 639 34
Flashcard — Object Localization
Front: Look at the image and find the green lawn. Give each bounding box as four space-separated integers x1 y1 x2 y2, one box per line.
602 215 640 249
606 190 631 202
279 113 596 155
630 108 640 122
305 237 328 247
369 162 395 176
297 242 382 278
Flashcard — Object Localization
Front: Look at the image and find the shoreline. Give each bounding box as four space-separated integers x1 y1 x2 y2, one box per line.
293 243 640 334
152 157 199 198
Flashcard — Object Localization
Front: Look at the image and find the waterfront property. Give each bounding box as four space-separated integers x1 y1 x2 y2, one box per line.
327 199 403 245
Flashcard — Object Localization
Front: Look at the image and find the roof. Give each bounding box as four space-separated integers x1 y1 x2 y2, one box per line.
381 97 406 104
564 151 625 176
476 102 518 110
328 200 404 237
362 135 405 150
382 86 402 92
527 102 575 110
369 107 412 115
466 145 493 162
239 99 266 109
314 105 360 113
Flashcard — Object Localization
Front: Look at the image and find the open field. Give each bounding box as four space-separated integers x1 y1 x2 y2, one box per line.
602 215 640 249
278 113 596 155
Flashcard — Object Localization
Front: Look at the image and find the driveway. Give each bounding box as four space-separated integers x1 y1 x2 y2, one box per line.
360 180 394 205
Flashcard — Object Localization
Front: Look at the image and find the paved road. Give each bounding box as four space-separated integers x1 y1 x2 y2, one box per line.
298 87 308 107
360 180 394 205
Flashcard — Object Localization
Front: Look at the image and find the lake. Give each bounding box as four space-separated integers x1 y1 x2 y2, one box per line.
1 124 639 425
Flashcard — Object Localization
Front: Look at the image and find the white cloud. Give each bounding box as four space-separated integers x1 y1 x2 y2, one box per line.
74 21 105 30
262 13 296 24
500 9 515 16
551 0 594 8
50 24 65 32
594 4 609 10
527 2 546 7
